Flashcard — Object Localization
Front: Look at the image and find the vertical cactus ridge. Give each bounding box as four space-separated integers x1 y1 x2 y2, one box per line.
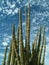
16 26 19 54
19 8 25 65
37 27 42 53
14 27 20 65
2 46 8 65
39 27 45 63
11 24 16 65
14 39 21 65
25 6 27 58
7 42 12 65
41 37 46 65
12 24 15 39
25 4 31 65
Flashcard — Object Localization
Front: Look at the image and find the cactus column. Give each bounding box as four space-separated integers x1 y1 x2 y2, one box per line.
11 24 15 65
19 8 25 65
41 37 46 65
2 46 8 65
14 27 21 65
25 3 31 65
38 27 45 65
7 42 12 65
16 27 19 54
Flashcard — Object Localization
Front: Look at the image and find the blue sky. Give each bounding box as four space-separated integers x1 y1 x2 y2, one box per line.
0 0 49 65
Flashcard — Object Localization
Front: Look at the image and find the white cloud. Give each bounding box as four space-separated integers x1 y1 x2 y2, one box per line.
0 7 2 11
0 53 4 57
23 39 25 44
0 0 19 17
46 36 49 42
32 18 36 23
3 35 11 43
45 27 49 32
0 0 49 18
17 0 21 4
6 9 12 15
14 8 18 13
12 8 18 15
1 0 4 4
46 44 49 56
6 35 12 39
4 7 18 15
4 38 10 43
25 0 35 6
6 0 15 8
24 0 48 7
23 39 26 47
1 33 12 46
25 2 29 6
22 22 25 26
2 42 8 46
32 27 37 30
10 4 15 8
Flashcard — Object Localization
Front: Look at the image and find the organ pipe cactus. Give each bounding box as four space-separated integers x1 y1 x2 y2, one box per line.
19 8 25 65
2 4 46 65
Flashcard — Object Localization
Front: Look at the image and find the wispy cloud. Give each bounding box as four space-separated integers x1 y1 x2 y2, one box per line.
2 42 8 46
0 53 4 57
46 36 49 43
0 0 19 17
17 0 21 4
6 0 16 8
22 22 25 26
1 33 12 47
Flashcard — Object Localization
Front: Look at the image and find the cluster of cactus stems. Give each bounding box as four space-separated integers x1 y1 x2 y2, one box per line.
2 4 46 65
